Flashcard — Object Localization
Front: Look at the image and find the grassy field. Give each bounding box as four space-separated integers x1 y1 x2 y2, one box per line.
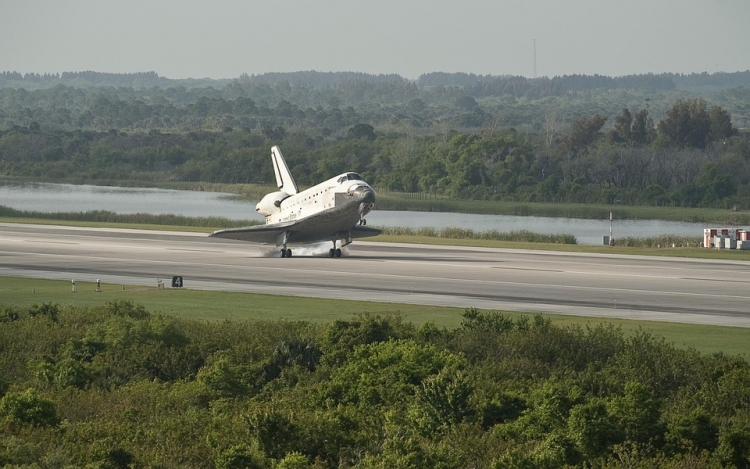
2 276 749 357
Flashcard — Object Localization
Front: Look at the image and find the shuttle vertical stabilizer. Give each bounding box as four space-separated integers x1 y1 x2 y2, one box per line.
271 145 298 195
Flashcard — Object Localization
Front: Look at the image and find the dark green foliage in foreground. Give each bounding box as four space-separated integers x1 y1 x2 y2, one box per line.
2 302 750 468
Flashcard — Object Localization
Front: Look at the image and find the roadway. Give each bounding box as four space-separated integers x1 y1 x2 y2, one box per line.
2 223 750 327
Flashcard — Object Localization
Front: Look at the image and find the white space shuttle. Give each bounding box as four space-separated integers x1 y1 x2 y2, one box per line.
210 146 379 257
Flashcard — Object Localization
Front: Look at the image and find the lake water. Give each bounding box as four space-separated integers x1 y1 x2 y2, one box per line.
0 181 710 245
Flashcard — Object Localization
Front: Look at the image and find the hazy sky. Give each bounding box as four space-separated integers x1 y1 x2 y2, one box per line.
2 0 749 79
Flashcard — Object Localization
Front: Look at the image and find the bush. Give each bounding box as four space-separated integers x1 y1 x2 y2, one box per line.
0 389 60 428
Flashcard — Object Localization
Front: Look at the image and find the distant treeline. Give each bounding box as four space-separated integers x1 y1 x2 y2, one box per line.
2 67 750 212
1 98 748 210
239 71 408 88
0 71 165 88
3 69 749 93
417 70 750 92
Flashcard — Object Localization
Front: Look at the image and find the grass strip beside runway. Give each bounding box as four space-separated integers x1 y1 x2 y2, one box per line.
2 276 749 357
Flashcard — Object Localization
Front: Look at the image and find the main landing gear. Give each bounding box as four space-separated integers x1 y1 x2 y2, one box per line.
329 234 353 258
277 231 292 258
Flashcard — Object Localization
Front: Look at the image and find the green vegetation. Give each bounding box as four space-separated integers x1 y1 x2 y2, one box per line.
612 235 701 248
2 299 750 467
380 226 577 244
2 71 750 213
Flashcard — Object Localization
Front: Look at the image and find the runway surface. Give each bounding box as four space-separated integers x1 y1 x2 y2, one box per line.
2 223 750 327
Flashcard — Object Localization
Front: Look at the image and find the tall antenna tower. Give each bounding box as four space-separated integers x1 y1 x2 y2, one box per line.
533 39 537 79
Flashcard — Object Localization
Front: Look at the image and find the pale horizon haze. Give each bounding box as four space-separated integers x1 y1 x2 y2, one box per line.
1 0 749 80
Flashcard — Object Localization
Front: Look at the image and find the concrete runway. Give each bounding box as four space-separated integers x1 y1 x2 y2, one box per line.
2 223 750 327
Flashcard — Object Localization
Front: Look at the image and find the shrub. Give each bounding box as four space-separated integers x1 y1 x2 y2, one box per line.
0 389 60 428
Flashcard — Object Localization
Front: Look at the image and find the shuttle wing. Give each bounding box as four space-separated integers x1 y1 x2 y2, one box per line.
210 220 380 245
210 221 298 244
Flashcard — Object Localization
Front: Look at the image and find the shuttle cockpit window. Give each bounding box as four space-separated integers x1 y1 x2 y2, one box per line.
338 173 363 183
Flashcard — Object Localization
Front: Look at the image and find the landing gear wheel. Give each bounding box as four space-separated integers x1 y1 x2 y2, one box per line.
335 248 342 258
329 248 335 258
362 219 366 225
280 249 287 258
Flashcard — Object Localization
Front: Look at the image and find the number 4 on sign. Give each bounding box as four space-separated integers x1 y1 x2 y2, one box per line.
171 276 183 288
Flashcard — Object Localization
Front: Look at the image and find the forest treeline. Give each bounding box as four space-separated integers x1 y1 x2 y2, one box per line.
3 69 750 92
2 69 750 209
1 96 748 208
1 303 749 467
3 70 750 133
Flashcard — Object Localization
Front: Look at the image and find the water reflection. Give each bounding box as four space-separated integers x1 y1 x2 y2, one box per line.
0 181 260 221
0 181 709 245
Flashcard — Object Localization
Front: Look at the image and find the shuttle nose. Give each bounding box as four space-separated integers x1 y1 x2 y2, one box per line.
352 185 376 204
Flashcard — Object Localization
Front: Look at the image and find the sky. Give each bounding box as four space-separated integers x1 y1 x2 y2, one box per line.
1 0 749 80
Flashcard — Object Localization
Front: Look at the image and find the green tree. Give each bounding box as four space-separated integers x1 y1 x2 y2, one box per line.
568 398 621 458
318 314 408 366
657 98 735 149
276 451 310 469
197 357 248 398
0 389 60 428
318 339 464 408
347 123 377 141
708 105 737 142
455 95 478 110
665 409 719 454
215 444 267 469
565 114 607 156
409 369 474 436
607 381 662 444
89 439 135 469
607 108 632 145
717 410 750 469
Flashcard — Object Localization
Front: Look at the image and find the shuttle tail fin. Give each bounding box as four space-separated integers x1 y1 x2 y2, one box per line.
271 146 298 195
